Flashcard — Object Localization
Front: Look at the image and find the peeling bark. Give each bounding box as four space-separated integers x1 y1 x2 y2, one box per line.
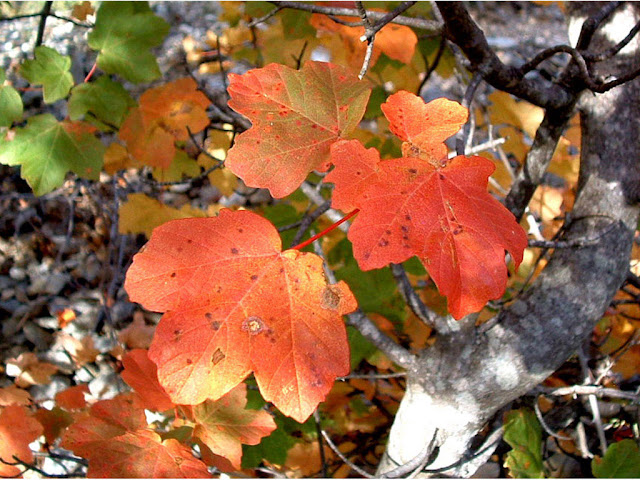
377 4 640 477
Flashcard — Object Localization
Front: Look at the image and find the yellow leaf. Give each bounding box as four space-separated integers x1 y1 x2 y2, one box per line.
118 193 209 237
152 149 201 182
103 143 141 174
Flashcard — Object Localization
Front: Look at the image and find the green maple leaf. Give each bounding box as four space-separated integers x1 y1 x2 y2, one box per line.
0 114 105 195
0 68 23 127
88 2 169 84
20 46 73 103
68 76 136 130
592 439 640 478
503 408 545 478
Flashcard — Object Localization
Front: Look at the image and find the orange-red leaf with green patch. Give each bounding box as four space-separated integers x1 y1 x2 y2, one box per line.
124 209 356 422
0 406 43 477
192 383 276 469
121 349 174 412
225 61 370 198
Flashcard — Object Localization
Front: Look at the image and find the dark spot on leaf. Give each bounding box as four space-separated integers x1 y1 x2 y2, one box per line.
250 275 258 281
379 238 389 247
186 358 192 364
231 248 239 255
279 267 284 273
439 173 445 180
401 225 409 233
211 321 221 330
174 456 184 466
405 214 411 221
187 239 193 244
408 168 417 174
238 228 244 233
211 348 225 366
205 312 213 319
453 226 463 235
385 230 391 235
174 329 182 336
242 316 266 335
321 285 341 310
170 272 176 278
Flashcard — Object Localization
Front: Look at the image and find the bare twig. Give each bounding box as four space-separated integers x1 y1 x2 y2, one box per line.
356 1 375 79
417 33 446 95
369 1 417 37
289 200 331 248
338 372 406 380
456 72 483 155
584 20 640 61
269 1 441 32
310 239 416 370
247 6 283 27
535 385 640 402
35 1 53 48
313 411 329 478
318 425 375 478
533 396 572 440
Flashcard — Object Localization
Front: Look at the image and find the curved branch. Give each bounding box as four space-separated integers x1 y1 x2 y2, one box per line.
435 2 574 109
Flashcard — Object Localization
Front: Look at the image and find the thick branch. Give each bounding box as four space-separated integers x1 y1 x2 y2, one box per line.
436 2 574 109
378 4 640 475
504 104 576 221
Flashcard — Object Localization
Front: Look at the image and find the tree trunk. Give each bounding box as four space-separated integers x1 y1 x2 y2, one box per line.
377 4 640 476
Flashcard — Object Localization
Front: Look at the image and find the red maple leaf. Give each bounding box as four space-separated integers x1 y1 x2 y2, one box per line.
0 406 43 477
324 92 527 319
61 393 210 478
124 209 357 422
121 349 175 412
191 383 276 470
225 61 370 198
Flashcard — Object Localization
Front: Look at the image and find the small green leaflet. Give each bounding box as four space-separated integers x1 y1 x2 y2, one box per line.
0 114 105 195
88 2 170 84
68 76 136 130
503 408 545 478
329 238 407 327
0 68 22 127
20 46 73 103
592 439 640 478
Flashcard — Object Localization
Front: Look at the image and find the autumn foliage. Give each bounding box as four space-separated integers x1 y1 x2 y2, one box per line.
2 1 639 478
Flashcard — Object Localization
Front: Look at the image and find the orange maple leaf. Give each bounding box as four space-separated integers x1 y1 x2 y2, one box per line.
120 77 210 168
61 393 211 477
125 209 356 422
191 383 276 470
310 13 418 70
121 349 174 412
225 61 370 198
0 406 43 477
